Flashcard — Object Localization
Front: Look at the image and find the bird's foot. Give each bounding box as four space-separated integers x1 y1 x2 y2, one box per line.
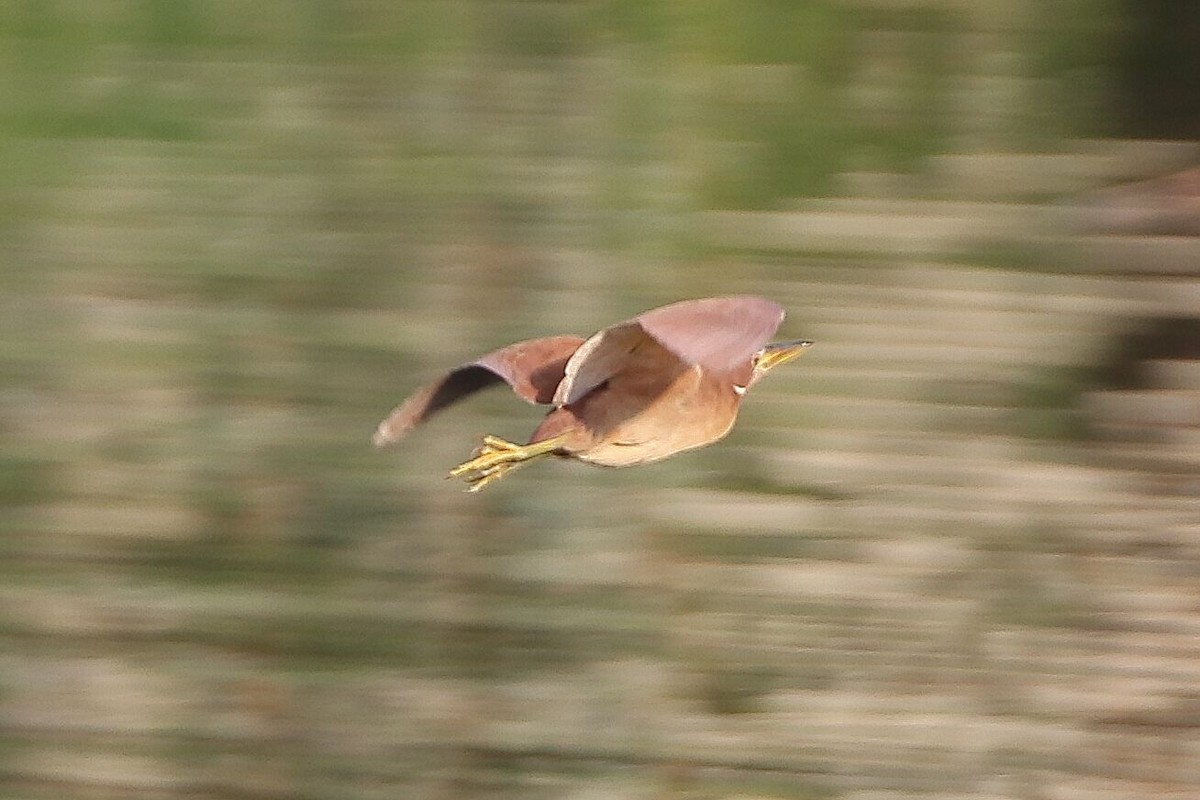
446 435 565 492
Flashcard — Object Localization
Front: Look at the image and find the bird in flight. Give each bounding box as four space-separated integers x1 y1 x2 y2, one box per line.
373 296 811 491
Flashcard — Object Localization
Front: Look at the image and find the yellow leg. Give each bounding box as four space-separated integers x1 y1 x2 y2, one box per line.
446 434 568 492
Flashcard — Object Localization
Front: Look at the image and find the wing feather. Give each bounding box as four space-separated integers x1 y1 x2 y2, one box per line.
373 335 583 447
637 296 784 372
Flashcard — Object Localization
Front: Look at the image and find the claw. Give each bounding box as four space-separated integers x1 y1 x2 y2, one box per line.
446 434 568 491
446 436 527 477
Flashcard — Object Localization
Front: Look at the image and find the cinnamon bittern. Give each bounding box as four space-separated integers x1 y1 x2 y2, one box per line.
373 296 811 491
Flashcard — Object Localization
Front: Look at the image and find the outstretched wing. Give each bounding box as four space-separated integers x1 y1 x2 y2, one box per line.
553 296 784 406
372 334 584 447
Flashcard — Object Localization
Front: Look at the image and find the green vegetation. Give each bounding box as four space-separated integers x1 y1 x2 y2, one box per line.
1011 366 1099 441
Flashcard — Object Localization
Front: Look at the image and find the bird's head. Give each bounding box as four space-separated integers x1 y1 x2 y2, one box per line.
747 339 812 388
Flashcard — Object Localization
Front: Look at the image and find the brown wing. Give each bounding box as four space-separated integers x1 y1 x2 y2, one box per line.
554 296 784 406
372 335 584 447
551 321 645 407
637 295 784 372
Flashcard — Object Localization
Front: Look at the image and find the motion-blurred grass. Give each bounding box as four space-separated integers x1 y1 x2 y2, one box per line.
1 3 1169 799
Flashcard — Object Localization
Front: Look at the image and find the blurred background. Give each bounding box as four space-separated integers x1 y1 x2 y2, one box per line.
3 2 1200 798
